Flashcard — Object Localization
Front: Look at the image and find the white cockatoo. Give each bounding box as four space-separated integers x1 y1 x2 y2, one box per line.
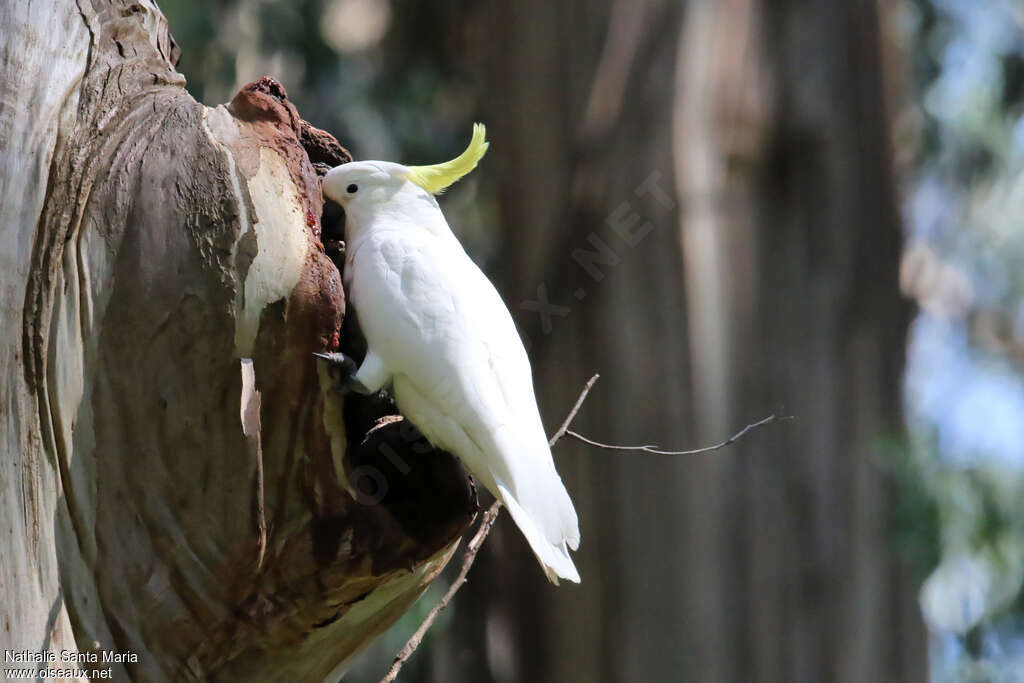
317 124 580 583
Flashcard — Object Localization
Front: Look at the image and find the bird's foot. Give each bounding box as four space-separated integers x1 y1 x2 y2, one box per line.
313 352 372 395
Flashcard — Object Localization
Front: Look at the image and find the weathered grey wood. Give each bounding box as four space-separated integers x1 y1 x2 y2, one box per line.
0 0 93 662
1 2 475 680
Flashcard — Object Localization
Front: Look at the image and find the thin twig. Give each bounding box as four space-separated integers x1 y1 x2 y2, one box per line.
379 501 500 683
548 373 600 448
380 374 600 683
565 413 788 455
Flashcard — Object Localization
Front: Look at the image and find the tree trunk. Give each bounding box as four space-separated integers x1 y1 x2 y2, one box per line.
726 3 924 680
0 2 475 680
669 1 927 681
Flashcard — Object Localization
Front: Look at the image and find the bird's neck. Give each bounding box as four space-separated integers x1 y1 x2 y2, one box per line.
345 188 451 248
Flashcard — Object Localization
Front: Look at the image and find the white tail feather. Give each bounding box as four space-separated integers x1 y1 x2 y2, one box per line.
497 483 580 584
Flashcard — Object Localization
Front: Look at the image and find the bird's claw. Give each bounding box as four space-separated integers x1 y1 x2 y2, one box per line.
313 351 371 395
313 351 357 375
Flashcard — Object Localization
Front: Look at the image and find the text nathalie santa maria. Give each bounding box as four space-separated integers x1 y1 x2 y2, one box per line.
4 650 138 664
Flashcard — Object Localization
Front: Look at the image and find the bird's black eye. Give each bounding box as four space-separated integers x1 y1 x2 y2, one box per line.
347 183 358 194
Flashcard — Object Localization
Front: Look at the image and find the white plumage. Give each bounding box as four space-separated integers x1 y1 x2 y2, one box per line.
321 132 580 584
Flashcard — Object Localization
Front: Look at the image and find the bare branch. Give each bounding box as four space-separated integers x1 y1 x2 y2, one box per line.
549 373 601 447
565 413 788 455
380 374 600 683
380 378 787 683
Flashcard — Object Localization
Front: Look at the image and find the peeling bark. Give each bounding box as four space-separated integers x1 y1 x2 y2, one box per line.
1 2 476 681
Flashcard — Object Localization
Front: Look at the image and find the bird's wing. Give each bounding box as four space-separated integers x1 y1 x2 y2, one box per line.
351 230 580 564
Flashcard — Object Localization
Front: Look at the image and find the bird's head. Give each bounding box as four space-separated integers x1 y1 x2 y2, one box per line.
322 160 410 213
322 124 489 232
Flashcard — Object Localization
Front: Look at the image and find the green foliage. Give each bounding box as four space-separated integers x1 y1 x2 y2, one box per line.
883 435 942 584
897 0 1024 676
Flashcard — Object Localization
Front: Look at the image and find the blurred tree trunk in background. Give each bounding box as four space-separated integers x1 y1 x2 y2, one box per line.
675 1 925 682
427 0 925 682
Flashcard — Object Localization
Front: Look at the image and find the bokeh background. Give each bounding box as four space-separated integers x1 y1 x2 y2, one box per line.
159 0 1024 680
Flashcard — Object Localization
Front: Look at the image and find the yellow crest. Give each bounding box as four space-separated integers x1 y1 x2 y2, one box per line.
407 123 489 194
